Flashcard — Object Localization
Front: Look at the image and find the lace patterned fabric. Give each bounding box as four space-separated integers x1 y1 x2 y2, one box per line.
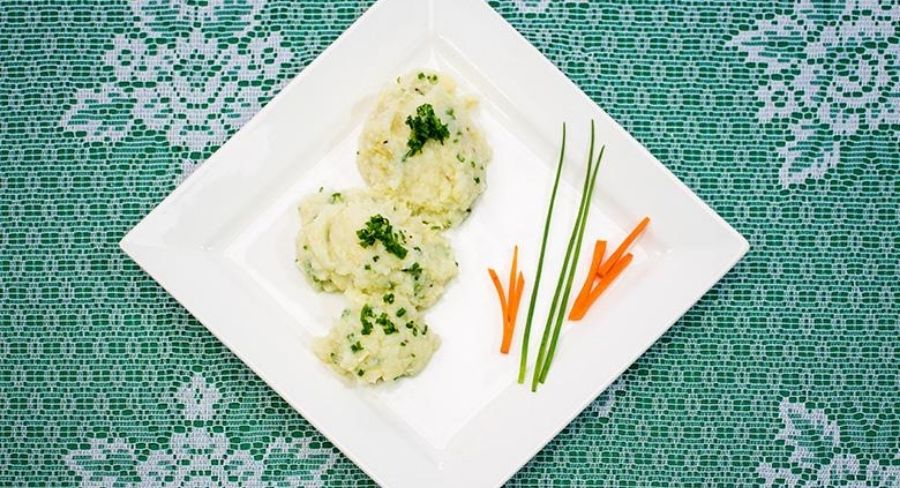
0 0 897 486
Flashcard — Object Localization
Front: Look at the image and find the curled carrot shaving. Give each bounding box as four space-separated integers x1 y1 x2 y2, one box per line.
569 253 633 321
490 247 527 354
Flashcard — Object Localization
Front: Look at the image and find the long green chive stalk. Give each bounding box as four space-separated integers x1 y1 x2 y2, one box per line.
539 144 604 384
517 124 568 384
531 121 596 392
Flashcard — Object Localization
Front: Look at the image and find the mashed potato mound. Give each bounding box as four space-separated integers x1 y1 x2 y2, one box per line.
295 189 457 309
357 70 491 229
314 293 439 383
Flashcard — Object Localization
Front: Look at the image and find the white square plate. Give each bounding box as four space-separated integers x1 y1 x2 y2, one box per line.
120 0 749 485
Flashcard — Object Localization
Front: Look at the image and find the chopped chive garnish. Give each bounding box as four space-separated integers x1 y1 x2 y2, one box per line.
517 123 567 384
402 262 422 280
360 305 374 335
357 215 408 259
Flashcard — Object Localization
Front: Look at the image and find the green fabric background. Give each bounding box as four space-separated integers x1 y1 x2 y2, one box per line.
1 0 897 486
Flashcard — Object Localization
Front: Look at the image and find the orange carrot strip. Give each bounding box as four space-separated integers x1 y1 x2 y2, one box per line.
570 253 633 321
509 272 526 323
501 272 526 354
571 240 606 313
488 268 508 318
599 217 649 277
507 246 518 321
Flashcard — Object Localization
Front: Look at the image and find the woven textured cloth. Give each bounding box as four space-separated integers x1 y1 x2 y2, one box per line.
1 0 898 486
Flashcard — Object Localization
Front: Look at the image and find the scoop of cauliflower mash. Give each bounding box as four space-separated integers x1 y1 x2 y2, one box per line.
295 189 457 309
314 292 439 383
356 70 491 229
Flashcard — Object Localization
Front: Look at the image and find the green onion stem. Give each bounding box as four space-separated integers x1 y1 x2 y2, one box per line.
517 124 567 384
531 121 596 392
539 143 605 383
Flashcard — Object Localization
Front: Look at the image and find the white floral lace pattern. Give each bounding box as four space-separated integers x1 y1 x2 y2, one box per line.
758 399 900 487
60 0 291 161
728 0 899 187
64 375 338 488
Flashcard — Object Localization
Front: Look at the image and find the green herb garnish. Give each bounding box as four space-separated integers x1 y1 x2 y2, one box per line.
404 104 449 159
396 308 406 317
329 192 343 203
383 293 394 304
350 342 363 353
518 123 567 384
357 369 365 377
360 305 375 335
357 215 408 259
402 262 422 280
376 313 398 334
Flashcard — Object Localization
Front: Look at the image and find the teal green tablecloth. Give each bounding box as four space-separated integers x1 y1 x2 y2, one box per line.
2 0 898 486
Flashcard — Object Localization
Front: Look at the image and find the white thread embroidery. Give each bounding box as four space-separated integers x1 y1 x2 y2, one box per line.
64 374 339 487
728 0 899 187
60 0 292 173
757 399 900 487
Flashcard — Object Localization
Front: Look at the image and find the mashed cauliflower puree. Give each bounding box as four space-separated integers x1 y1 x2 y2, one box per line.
357 70 491 229
295 189 457 310
314 292 439 383
298 70 490 384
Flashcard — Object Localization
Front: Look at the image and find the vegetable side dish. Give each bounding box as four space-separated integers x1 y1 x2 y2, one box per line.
296 70 491 383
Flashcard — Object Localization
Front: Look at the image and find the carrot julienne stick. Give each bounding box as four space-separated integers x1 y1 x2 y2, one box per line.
501 272 526 354
599 217 649 276
488 268 507 319
571 240 606 314
507 246 518 322
569 253 634 321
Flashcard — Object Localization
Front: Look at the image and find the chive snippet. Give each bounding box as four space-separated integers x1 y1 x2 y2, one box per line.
539 143 604 384
530 121 603 391
517 123 568 384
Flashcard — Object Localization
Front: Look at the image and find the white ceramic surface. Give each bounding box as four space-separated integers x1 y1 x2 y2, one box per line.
120 0 749 486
